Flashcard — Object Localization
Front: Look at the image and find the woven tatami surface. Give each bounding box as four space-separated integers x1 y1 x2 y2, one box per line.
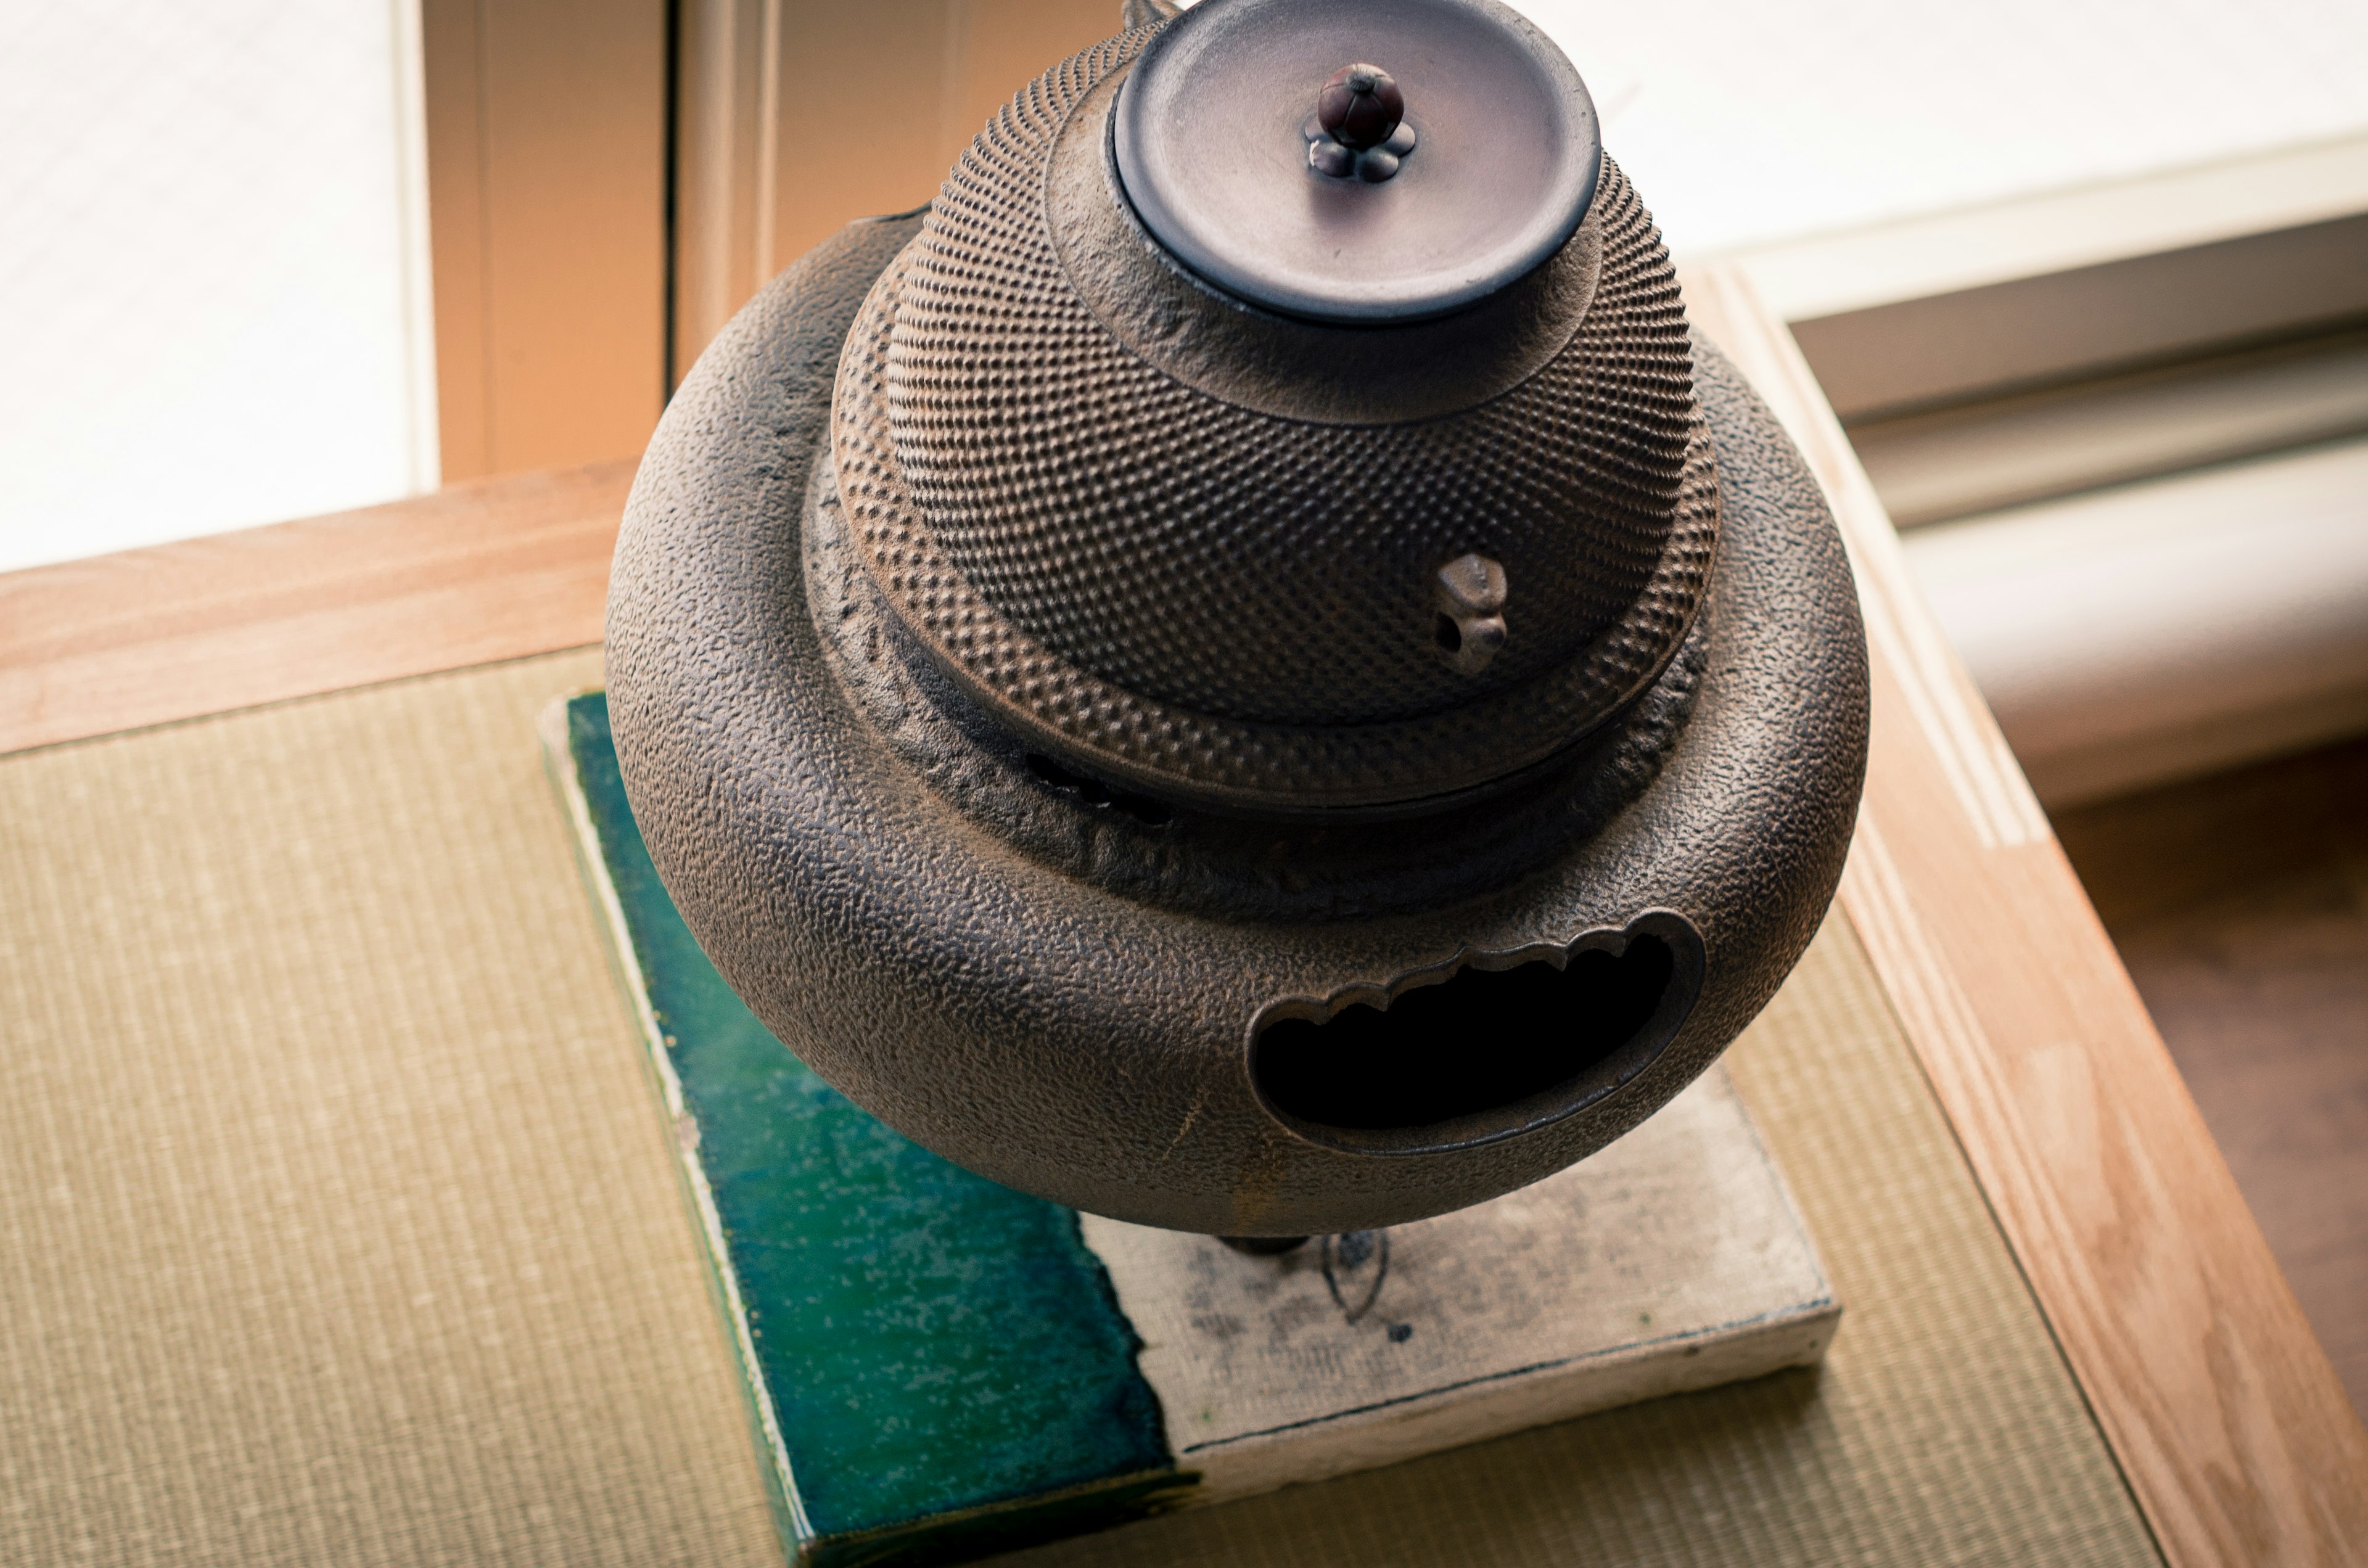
0 651 2159 1566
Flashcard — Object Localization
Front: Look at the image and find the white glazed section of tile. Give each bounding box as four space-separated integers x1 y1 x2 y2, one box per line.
1082 1067 1838 1503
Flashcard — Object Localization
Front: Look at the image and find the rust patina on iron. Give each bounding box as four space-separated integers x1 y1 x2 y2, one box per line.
604 0 1868 1236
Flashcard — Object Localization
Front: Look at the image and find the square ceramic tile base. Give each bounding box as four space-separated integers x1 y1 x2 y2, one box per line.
1087 1068 1839 1504
545 693 1840 1566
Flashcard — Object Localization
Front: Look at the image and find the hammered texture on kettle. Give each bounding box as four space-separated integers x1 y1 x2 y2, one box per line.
879 33 1712 731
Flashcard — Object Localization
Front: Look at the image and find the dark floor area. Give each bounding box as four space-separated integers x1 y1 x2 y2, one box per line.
2053 735 2368 1421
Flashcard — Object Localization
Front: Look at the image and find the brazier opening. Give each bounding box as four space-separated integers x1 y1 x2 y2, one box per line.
1251 916 1703 1151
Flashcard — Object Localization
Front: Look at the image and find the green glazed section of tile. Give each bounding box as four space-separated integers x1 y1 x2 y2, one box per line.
553 693 1184 1564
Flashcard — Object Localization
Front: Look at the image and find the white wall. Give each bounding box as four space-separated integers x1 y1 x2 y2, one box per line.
0 0 435 572
1512 0 2368 257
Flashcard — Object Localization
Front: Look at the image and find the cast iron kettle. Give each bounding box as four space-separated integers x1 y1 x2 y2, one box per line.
606 0 1870 1237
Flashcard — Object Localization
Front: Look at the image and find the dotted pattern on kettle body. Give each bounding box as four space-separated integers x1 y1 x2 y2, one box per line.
837 267 1718 809
874 31 1715 734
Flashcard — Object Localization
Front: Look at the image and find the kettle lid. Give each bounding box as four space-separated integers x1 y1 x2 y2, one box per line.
1115 0 1601 322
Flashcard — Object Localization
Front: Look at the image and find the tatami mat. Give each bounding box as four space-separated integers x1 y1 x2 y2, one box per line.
0 651 2159 1566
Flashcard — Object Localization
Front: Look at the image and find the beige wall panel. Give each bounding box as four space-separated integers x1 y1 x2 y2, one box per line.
426 0 670 480
942 0 1125 158
674 0 1119 380
767 1 956 272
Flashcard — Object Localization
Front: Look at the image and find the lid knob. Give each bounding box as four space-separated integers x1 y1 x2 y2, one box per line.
1307 62 1420 181
1318 64 1403 149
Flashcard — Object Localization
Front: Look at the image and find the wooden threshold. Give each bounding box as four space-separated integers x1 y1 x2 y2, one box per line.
1681 262 2368 1568
0 461 633 756
2053 735 2368 1417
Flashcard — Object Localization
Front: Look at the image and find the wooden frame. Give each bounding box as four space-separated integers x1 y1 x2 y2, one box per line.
0 462 628 755
3 277 2362 1567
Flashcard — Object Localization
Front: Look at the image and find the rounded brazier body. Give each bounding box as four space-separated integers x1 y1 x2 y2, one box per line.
606 10 1868 1236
